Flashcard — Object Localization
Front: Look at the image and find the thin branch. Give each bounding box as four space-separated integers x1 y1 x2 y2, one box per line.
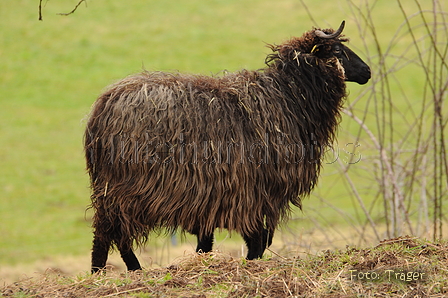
58 0 87 16
298 0 319 27
336 158 381 242
38 0 43 21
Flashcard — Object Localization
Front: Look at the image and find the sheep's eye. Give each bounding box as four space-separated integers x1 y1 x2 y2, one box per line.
333 47 342 55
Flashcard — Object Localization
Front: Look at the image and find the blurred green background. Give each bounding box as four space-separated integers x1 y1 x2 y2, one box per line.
1 0 445 279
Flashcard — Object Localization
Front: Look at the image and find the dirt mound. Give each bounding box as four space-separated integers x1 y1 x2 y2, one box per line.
1 236 447 297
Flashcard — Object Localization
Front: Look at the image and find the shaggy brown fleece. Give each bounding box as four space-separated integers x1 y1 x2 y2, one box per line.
85 26 346 249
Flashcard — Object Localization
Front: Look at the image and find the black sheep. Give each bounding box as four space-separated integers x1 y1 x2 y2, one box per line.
85 21 371 272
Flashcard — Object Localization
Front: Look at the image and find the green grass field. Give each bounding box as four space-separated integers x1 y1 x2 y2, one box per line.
0 0 445 276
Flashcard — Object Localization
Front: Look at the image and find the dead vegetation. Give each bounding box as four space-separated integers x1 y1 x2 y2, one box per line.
1 236 447 297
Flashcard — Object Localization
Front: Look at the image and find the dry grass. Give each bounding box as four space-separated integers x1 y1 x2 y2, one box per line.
2 236 447 297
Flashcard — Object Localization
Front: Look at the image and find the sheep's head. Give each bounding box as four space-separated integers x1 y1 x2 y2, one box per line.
266 21 371 85
311 21 371 85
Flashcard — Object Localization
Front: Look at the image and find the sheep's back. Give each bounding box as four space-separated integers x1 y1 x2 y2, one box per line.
85 71 311 238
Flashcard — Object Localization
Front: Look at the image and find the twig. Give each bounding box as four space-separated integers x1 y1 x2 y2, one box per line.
336 157 380 242
266 248 288 260
102 287 148 297
298 0 319 27
58 0 87 16
374 236 418 248
282 278 293 296
38 0 43 20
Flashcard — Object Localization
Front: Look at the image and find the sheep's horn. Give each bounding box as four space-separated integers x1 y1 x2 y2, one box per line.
315 20 345 39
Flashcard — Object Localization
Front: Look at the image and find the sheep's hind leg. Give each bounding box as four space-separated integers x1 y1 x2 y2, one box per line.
243 228 274 260
91 235 111 273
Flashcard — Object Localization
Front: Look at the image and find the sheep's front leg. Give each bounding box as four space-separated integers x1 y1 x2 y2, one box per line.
118 245 141 271
242 228 273 260
114 231 141 271
195 233 214 254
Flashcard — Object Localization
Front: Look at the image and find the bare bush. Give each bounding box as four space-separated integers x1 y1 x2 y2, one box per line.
289 0 447 251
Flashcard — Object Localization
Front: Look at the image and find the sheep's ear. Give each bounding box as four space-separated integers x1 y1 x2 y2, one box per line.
311 44 323 54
